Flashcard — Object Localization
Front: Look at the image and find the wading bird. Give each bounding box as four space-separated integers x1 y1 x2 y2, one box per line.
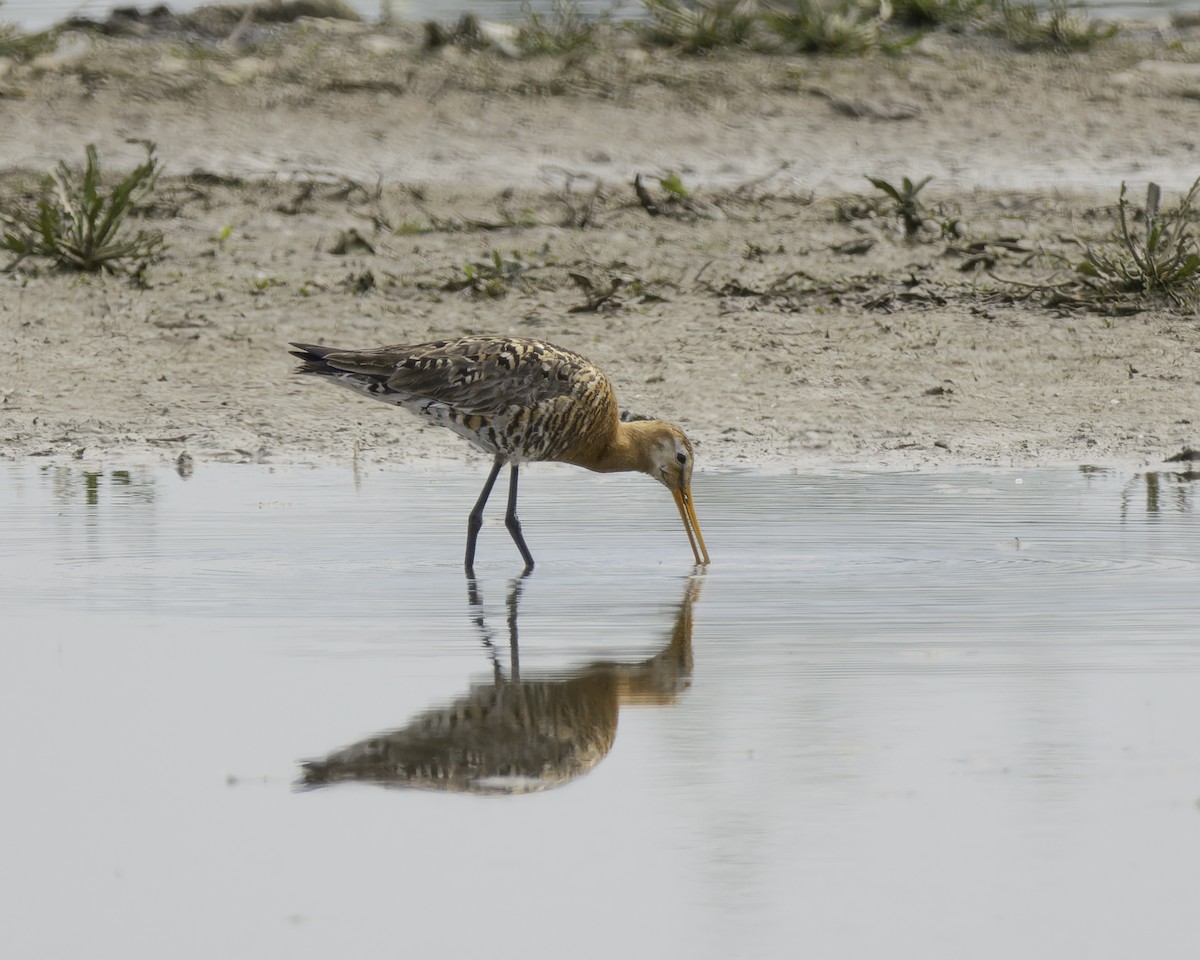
289 336 709 575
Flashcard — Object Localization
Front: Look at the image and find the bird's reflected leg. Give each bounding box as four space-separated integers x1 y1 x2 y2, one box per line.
466 578 505 682
506 574 527 681
505 463 536 573
466 454 506 577
465 574 529 682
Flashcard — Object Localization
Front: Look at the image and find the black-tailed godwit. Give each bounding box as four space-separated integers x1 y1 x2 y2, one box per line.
288 336 709 574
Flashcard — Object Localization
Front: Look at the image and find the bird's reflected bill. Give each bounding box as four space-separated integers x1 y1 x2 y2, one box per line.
673 487 710 566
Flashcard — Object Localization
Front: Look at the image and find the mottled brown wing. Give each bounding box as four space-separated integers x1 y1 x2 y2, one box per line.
322 337 596 417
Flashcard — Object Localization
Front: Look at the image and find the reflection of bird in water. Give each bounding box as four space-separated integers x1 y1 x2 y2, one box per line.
1119 468 1200 520
289 337 708 574
298 576 701 796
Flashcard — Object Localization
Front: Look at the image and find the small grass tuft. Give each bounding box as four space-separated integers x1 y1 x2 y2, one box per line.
0 10 57 63
517 0 604 56
444 249 530 298
866 174 933 240
640 0 762 53
1075 179 1200 307
764 0 883 55
994 0 1117 52
658 171 690 199
1 141 166 273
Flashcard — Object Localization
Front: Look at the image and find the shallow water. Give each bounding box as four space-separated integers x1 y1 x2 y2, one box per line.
3 462 1200 958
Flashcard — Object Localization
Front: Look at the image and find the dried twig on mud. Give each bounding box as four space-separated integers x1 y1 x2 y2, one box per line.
634 173 661 217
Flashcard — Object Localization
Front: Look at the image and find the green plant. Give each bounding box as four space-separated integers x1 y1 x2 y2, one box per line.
764 0 882 54
866 174 932 239
0 7 57 63
0 141 165 272
633 171 718 220
640 0 762 53
659 172 690 198
248 271 284 295
1076 179 1200 306
444 249 529 298
994 0 1117 51
517 0 603 55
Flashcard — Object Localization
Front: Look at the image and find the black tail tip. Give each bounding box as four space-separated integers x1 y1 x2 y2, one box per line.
288 342 336 361
289 342 342 374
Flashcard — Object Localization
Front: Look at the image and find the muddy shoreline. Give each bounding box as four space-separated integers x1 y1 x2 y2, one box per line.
2 19 1200 473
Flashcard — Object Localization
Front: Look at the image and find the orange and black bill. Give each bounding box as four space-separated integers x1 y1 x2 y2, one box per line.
672 487 710 566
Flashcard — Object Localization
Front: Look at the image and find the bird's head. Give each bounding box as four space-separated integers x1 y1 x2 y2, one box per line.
640 422 695 491
631 421 710 566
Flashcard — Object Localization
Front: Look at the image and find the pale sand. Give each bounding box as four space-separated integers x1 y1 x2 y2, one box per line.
2 19 1198 472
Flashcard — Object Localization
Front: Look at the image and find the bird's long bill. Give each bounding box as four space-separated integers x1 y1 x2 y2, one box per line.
672 487 710 566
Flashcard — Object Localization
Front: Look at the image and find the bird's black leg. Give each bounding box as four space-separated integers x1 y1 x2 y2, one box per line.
465 454 505 577
505 463 536 573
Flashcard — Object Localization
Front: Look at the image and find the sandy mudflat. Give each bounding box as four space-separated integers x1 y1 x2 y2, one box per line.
2 14 1199 473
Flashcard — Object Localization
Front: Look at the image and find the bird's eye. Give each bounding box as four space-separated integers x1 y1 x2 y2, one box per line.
676 452 687 465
